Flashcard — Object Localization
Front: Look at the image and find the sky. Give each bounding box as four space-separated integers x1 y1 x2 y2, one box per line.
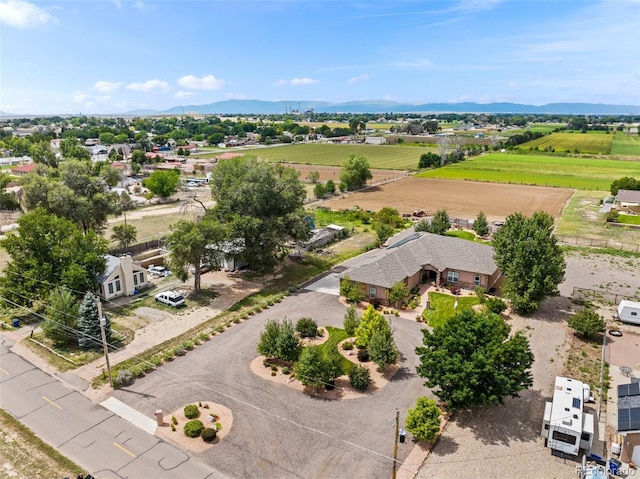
1 0 639 115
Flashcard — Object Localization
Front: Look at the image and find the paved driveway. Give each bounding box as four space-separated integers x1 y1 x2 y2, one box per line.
111 290 431 479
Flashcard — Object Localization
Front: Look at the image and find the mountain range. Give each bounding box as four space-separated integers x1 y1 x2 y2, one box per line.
144 100 640 116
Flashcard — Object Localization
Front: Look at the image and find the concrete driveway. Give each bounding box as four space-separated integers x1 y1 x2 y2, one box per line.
111 290 431 479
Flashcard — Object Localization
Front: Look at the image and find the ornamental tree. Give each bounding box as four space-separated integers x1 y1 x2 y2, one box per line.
405 396 442 442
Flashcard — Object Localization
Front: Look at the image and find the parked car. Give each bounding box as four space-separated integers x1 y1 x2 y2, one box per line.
186 181 198 187
189 262 212 274
154 291 185 308
148 265 171 278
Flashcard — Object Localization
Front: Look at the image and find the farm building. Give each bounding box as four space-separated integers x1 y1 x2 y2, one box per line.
615 190 640 214
541 376 595 456
617 300 640 325
365 136 386 145
97 254 149 300
339 231 502 305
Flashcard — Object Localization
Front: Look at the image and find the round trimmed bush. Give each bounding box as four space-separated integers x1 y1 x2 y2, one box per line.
184 404 199 419
349 365 372 391
342 341 354 351
184 419 204 438
201 427 217 442
295 317 319 338
357 348 370 362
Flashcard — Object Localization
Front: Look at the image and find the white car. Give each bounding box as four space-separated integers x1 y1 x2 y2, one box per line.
186 181 198 187
189 262 212 274
154 291 185 308
148 265 171 278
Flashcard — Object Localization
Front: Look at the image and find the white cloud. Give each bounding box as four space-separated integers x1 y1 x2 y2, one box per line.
0 0 57 28
290 77 318 86
126 79 169 93
73 91 111 107
94 80 123 92
349 73 370 84
273 79 287 87
177 74 227 90
133 1 145 11
174 91 195 99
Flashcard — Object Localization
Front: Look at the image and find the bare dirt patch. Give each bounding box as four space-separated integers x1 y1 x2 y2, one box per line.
323 177 573 221
155 401 233 453
291 164 406 184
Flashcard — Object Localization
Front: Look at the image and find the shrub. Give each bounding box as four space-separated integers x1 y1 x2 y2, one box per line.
271 371 276 376
342 341 354 351
201 427 217 442
271 365 278 372
171 415 178 425
485 297 507 315
282 366 291 375
296 317 319 338
343 306 360 335
241 313 249 319
183 340 195 351
233 317 241 324
215 422 222 431
474 286 486 304
349 365 372 391
357 348 370 362
568 308 605 338
184 404 200 419
215 325 224 333
184 419 204 438
171 424 176 431
199 332 210 342
203 404 210 409
114 369 133 388
174 345 186 356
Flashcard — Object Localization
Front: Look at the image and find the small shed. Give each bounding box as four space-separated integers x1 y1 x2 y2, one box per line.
617 300 640 325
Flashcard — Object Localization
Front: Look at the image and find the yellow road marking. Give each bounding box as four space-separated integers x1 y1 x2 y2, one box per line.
0 367 9 375
113 442 136 458
42 396 62 410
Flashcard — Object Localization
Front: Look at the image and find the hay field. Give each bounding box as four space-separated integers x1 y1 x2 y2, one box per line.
520 132 613 154
415 153 640 190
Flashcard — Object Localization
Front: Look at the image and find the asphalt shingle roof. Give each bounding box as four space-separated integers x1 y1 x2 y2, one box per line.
342 232 497 289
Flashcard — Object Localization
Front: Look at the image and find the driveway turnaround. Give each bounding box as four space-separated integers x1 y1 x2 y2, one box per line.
0 336 225 479
110 290 431 479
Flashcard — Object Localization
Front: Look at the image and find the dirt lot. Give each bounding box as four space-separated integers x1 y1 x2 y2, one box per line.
323 177 573 221
290 164 407 184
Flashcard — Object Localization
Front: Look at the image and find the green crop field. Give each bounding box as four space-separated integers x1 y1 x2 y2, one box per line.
519 132 613 154
611 135 640 156
415 153 640 190
507 124 564 135
252 143 425 170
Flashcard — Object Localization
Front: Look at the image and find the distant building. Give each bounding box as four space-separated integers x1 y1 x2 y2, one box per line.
11 162 37 176
365 136 386 145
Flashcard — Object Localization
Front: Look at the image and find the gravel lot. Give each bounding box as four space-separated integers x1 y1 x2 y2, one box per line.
111 290 430 479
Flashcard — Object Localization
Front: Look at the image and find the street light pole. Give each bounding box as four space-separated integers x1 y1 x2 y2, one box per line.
96 299 113 388
392 406 400 479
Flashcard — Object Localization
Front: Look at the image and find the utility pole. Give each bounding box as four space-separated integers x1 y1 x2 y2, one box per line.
96 299 113 388
392 406 400 479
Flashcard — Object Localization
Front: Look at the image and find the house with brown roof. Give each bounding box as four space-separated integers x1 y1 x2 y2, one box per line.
615 190 640 214
11 162 37 176
339 232 502 305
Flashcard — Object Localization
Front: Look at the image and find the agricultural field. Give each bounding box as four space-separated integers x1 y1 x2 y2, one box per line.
611 135 640 156
415 153 640 190
322 177 572 221
506 124 565 134
253 143 425 170
519 132 613 154
299 121 399 131
291 164 405 185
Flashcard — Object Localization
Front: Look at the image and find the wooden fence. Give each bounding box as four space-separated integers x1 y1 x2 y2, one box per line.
110 239 165 257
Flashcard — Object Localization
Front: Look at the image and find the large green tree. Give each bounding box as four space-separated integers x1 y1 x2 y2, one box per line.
0 209 107 306
492 211 565 314
165 213 227 292
368 324 398 370
339 154 372 191
111 224 138 249
416 309 534 412
473 211 489 237
257 319 302 363
0 172 19 210
144 169 181 199
210 156 309 272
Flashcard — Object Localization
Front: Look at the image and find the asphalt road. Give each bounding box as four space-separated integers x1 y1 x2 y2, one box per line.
0 335 225 479
110 289 432 479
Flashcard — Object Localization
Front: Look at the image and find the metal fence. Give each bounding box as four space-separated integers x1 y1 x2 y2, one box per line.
110 239 165 257
572 287 638 306
556 235 640 253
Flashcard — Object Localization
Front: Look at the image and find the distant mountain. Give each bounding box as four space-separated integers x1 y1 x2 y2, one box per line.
138 100 640 116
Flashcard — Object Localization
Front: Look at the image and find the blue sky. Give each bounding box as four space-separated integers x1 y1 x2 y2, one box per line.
1 0 639 114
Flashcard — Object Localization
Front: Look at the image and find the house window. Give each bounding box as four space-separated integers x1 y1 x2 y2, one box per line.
108 283 114 295
140 272 144 284
474 275 481 286
115 279 121 292
369 287 377 298
447 271 459 283
632 311 638 317
133 275 138 286
551 430 577 445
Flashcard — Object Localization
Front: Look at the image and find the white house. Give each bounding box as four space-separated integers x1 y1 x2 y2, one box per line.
617 300 640 325
97 255 148 300
365 136 386 145
541 377 595 456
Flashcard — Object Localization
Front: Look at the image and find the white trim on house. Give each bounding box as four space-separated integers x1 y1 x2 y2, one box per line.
97 255 148 300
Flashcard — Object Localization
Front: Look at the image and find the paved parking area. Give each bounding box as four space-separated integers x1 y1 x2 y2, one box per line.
112 290 431 479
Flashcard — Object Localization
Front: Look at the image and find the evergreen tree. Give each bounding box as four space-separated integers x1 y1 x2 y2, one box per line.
42 289 79 348
368 325 398 370
77 292 109 349
473 211 489 237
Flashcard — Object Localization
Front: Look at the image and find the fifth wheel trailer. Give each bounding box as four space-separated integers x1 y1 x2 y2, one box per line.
617 300 640 325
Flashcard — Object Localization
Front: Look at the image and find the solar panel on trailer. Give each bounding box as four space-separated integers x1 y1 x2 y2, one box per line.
631 408 640 421
631 383 640 396
619 384 630 397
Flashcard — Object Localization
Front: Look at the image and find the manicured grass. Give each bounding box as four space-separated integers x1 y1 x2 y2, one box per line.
611 135 640 156
617 214 640 225
519 132 613 154
415 153 640 190
422 292 479 328
252 143 426 170
445 230 475 241
322 327 355 374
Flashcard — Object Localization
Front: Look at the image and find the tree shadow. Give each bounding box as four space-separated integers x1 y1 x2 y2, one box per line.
428 434 460 457
519 296 574 324
449 387 547 447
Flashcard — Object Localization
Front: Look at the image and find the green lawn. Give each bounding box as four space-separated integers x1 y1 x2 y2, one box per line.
251 143 426 170
422 292 479 328
415 153 640 191
519 132 613 154
611 135 640 156
617 214 640 225
322 327 355 374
